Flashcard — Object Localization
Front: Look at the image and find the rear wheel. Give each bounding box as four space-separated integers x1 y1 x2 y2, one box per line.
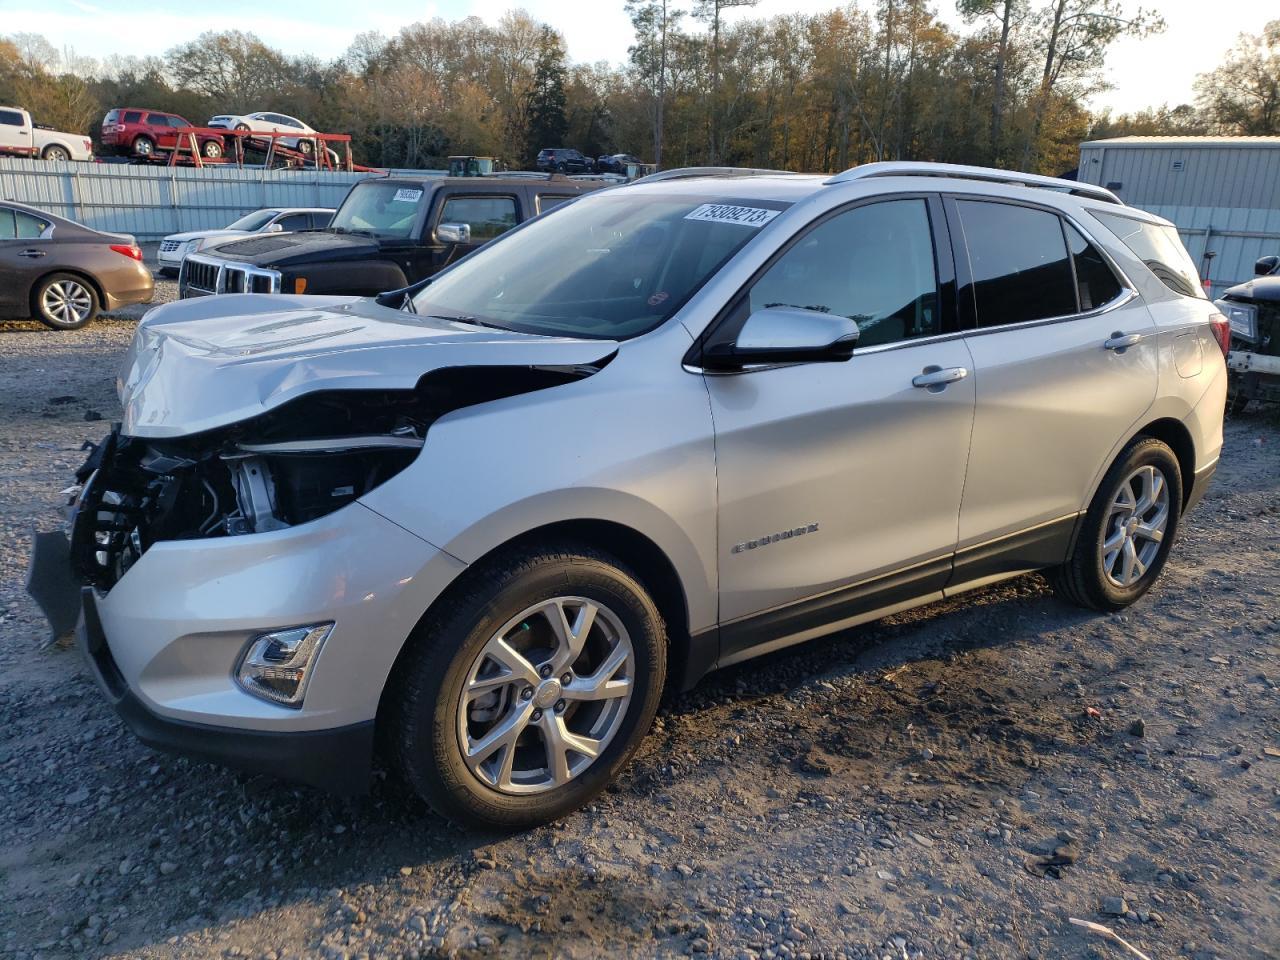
1052 437 1182 611
388 544 666 828
132 135 154 157
41 145 70 161
33 273 98 330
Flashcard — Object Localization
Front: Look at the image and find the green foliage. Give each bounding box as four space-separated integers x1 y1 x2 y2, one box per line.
1195 20 1280 135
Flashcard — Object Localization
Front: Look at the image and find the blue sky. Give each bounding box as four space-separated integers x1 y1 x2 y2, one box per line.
0 0 1265 114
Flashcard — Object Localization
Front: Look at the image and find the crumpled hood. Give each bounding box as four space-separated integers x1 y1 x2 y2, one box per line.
163 228 250 244
1223 275 1280 305
119 295 618 438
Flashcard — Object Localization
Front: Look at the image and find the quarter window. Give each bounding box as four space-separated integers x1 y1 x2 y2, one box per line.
1089 210 1206 299
1065 223 1123 310
956 200 1077 326
746 198 940 347
438 196 518 243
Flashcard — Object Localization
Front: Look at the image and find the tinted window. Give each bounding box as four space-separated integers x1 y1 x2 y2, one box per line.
1090 210 1206 299
956 201 1076 326
15 211 49 238
0 208 14 239
1066 223 1123 311
123 111 142 123
747 198 939 347
537 195 573 214
0 110 23 126
275 213 309 231
438 196 518 242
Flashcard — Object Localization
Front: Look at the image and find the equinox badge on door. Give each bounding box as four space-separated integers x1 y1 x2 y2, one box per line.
731 523 820 555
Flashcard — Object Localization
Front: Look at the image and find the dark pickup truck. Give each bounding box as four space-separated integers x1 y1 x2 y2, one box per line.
178 174 606 298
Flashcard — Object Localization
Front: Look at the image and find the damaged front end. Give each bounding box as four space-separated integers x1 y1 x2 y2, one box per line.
67 365 590 592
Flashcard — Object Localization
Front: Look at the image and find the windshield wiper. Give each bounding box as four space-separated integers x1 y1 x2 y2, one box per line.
422 313 510 331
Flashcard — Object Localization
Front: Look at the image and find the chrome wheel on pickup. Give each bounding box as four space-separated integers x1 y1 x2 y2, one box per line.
391 544 665 828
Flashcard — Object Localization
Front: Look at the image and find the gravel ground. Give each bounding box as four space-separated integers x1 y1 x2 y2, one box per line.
1 314 1278 960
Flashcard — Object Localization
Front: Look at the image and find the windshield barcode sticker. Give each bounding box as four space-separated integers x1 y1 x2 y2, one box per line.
393 188 423 203
684 203 780 227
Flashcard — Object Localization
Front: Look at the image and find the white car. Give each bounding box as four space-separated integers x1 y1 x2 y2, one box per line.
157 208 334 275
207 112 322 155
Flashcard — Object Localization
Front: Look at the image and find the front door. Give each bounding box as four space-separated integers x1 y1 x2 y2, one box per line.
0 109 31 155
702 196 976 660
422 192 522 280
947 197 1158 557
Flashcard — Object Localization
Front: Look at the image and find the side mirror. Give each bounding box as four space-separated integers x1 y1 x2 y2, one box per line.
437 222 471 245
1255 255 1279 277
702 306 860 370
266 223 284 233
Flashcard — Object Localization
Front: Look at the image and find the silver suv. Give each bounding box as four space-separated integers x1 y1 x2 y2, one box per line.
29 162 1228 828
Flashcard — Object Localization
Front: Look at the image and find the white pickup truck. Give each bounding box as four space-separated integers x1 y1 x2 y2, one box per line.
0 106 94 161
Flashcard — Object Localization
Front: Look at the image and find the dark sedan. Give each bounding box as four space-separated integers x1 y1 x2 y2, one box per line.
0 201 153 329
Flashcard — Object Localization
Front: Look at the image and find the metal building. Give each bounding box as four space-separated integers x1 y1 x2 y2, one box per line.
1077 136 1280 297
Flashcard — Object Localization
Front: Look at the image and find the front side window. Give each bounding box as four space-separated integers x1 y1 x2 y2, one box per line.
744 198 939 347
438 196 518 242
956 200 1076 326
1066 223 1124 311
411 192 788 339
0 208 15 239
0 110 22 126
1090 210 1206 299
225 210 279 232
168 116 191 128
536 195 573 214
275 213 310 231
329 181 427 239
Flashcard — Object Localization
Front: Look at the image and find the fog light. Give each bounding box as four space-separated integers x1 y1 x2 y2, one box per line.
235 623 333 707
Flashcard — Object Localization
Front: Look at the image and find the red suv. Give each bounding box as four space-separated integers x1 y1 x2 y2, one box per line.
100 109 224 159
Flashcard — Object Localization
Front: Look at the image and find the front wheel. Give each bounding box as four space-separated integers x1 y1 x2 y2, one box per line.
388 544 666 828
202 139 223 159
1052 437 1182 611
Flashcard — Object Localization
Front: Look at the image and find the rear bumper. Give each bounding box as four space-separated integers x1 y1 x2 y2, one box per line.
101 261 155 311
78 586 375 793
1185 458 1217 515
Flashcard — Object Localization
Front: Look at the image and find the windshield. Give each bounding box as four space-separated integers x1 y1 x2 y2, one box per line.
410 192 789 339
331 181 426 238
225 210 279 232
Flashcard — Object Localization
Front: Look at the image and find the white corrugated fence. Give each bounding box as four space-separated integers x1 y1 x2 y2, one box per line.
0 159 442 241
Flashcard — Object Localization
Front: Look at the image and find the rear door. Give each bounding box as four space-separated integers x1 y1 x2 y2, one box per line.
948 196 1157 573
0 109 31 154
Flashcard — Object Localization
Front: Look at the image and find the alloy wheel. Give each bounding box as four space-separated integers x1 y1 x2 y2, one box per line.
1101 464 1170 588
456 596 634 795
41 280 93 326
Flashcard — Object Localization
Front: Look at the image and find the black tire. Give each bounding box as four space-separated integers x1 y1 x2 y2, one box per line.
32 272 99 330
388 543 667 829
132 135 154 157
202 139 223 159
298 139 314 156
1052 437 1183 611
235 123 251 132
42 145 70 161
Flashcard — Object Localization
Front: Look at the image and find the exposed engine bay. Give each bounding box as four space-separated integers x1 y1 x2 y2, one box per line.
69 365 593 589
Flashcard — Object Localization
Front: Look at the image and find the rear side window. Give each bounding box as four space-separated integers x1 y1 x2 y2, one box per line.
438 196 518 242
1065 223 1124 311
0 110 23 126
16 211 50 238
956 200 1076 326
1090 211 1206 299
123 111 142 123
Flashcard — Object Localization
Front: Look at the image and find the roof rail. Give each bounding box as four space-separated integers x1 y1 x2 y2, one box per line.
631 166 795 185
824 161 1123 205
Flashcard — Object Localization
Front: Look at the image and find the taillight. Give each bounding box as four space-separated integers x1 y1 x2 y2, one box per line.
1209 312 1231 358
114 124 125 132
109 244 143 261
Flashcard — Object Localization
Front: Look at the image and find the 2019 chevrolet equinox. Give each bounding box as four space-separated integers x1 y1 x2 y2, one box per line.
28 162 1228 828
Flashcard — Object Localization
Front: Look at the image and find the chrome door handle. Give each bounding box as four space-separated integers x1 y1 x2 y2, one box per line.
18 249 46 258
912 365 969 389
1104 332 1142 351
